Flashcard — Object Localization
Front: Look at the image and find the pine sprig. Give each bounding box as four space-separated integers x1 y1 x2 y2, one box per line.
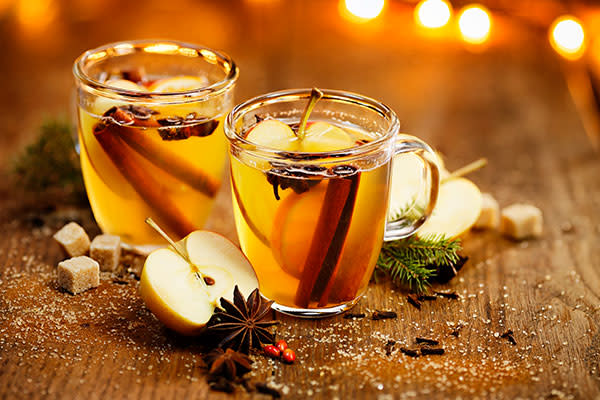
12 119 86 201
376 234 462 293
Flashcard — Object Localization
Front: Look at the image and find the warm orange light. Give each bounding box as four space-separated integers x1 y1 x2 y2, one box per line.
458 5 491 45
415 0 452 29
550 16 586 60
16 0 57 36
344 0 384 21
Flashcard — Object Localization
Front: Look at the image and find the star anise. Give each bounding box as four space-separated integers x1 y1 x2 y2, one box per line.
207 286 278 354
204 348 253 380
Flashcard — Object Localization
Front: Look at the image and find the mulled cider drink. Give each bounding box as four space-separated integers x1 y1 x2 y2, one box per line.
74 41 238 246
225 89 441 317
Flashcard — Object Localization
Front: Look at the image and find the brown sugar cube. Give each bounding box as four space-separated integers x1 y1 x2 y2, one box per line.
90 234 121 272
53 222 90 257
57 256 99 295
500 204 543 240
474 193 500 229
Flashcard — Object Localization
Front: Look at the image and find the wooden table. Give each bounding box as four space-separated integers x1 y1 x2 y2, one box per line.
1 1 599 398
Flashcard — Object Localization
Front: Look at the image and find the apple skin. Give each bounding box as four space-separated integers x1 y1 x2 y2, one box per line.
139 231 258 336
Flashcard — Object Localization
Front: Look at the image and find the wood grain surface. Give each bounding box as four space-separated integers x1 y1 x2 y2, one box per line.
1 1 599 399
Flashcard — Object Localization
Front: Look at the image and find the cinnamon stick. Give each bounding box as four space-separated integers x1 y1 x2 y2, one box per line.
324 206 384 305
104 106 220 197
294 173 360 308
117 125 220 197
93 121 196 238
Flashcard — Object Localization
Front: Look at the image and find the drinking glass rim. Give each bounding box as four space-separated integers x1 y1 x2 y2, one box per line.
225 88 400 161
73 39 239 102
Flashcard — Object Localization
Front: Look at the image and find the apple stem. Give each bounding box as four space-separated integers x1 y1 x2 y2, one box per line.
443 157 488 183
296 88 324 140
145 217 212 288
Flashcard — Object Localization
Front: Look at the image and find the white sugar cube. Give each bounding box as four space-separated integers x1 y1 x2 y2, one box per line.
53 222 90 257
474 193 500 229
500 204 543 240
57 256 99 294
90 234 121 272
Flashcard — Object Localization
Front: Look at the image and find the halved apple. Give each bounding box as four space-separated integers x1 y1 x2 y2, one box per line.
417 177 482 239
388 151 448 220
139 230 258 336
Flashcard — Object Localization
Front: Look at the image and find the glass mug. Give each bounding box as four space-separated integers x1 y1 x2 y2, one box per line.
225 89 440 317
73 40 238 249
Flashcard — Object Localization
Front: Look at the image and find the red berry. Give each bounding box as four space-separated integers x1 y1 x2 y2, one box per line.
282 348 296 364
276 340 288 353
263 345 280 358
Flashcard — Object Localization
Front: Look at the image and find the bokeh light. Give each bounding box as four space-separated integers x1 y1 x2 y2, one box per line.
458 5 491 45
549 16 586 60
344 0 384 20
16 0 57 36
415 0 452 29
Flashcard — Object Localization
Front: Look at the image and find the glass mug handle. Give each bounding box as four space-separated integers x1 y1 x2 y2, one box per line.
384 134 440 241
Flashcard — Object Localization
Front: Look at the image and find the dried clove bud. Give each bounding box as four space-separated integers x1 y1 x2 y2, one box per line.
343 312 366 319
255 382 281 398
384 340 396 356
400 347 419 358
157 115 219 141
266 167 322 200
407 294 422 310
500 329 517 345
416 337 439 346
420 346 445 355
371 310 397 320
436 291 460 300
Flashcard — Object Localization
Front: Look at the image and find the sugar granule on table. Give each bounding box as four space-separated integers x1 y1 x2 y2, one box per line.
53 222 90 257
57 256 99 294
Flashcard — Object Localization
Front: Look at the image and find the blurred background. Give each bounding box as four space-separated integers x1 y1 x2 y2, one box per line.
1 0 599 182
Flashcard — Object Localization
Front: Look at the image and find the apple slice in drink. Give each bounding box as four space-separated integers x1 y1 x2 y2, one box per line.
301 121 355 152
139 223 258 336
92 79 148 115
246 119 299 152
148 76 209 92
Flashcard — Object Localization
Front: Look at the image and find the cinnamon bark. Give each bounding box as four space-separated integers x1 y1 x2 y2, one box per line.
93 121 196 238
117 125 220 197
294 173 360 308
103 106 220 197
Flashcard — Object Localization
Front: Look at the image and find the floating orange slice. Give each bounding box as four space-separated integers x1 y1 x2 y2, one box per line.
270 185 327 279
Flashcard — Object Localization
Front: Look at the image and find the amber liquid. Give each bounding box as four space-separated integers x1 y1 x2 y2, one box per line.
78 104 227 246
231 124 389 309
